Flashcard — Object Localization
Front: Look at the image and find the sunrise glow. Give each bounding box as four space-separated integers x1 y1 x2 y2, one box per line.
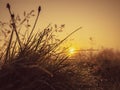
68 47 76 56
0 1 120 90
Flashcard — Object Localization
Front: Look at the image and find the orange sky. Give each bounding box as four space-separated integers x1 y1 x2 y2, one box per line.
0 0 120 50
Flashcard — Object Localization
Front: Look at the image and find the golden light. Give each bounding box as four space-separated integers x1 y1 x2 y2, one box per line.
68 47 76 56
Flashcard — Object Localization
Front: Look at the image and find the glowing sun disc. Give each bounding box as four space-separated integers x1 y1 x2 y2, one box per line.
69 48 75 55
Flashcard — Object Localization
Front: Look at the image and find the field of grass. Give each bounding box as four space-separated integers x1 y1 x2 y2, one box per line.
0 3 120 90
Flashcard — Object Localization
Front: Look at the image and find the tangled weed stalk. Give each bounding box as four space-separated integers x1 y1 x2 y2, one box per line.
0 3 83 90
1 3 120 90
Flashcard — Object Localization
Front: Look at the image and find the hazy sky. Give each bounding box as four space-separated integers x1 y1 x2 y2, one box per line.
0 0 120 50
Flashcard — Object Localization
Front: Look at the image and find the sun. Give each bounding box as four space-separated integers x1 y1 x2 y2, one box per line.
68 47 76 56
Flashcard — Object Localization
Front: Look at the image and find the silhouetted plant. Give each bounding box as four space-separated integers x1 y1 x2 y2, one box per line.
0 3 83 90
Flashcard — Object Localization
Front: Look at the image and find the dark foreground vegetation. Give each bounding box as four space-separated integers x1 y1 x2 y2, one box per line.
0 3 120 90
